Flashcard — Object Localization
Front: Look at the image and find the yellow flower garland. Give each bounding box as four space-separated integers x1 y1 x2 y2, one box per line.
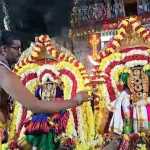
56 61 95 149
11 34 93 149
8 64 40 145
10 60 93 149
99 53 122 71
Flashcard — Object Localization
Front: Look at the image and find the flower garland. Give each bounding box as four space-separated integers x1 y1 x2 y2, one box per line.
8 101 22 146
89 17 150 142
8 64 39 147
95 17 150 103
99 53 122 72
76 106 85 143
143 64 150 76
65 109 77 137
11 35 93 149
99 49 149 102
96 17 150 62
82 102 95 142
56 61 95 149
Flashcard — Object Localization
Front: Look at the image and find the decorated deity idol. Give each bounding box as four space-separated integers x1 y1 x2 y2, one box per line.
24 73 69 150
128 66 150 133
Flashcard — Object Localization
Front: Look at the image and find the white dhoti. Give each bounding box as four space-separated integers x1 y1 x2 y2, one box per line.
109 91 130 134
133 100 149 133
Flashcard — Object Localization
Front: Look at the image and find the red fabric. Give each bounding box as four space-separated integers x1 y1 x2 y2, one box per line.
146 104 150 122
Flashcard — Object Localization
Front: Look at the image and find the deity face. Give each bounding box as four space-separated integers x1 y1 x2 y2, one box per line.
133 69 140 76
41 81 56 101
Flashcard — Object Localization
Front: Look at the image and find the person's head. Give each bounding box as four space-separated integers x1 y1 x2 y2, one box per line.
0 31 22 65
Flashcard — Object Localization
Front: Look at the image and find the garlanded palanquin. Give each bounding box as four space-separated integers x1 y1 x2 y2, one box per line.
93 17 150 149
8 35 94 150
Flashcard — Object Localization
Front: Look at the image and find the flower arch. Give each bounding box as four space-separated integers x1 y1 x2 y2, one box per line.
90 17 150 136
95 17 150 104
9 35 94 149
